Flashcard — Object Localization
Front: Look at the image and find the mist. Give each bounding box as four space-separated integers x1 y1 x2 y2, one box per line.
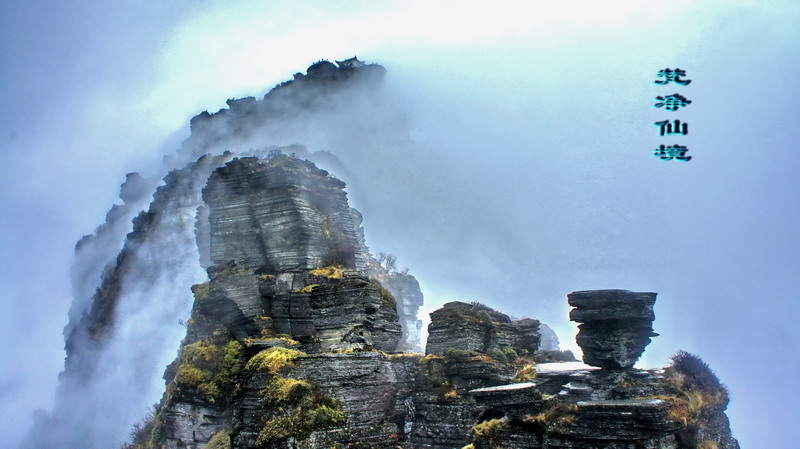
2 1 799 448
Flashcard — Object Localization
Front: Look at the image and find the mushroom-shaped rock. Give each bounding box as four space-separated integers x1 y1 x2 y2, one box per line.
568 289 658 370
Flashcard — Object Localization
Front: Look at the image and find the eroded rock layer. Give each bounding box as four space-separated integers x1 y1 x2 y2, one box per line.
568 289 658 370
203 156 364 273
80 59 739 449
467 359 739 449
426 301 541 357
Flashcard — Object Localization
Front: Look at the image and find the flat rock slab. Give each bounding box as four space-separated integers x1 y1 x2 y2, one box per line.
535 361 599 375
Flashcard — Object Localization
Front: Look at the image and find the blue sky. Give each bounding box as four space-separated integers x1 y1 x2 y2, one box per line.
2 1 799 447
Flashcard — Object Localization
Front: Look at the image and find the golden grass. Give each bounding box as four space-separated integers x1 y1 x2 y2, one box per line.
245 347 305 375
513 364 537 382
308 265 345 279
471 418 507 438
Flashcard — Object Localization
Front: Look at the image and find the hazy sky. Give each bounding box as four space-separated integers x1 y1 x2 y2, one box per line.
2 1 799 447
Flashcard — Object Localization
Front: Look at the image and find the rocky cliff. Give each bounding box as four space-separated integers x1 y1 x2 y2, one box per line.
29 59 738 449
466 290 739 449
129 157 737 449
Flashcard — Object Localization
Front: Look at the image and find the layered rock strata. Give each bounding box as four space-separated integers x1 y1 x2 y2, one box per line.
426 301 541 357
367 263 425 352
182 59 387 159
407 301 543 449
148 155 411 449
466 291 739 449
468 360 738 449
568 289 658 370
46 57 740 449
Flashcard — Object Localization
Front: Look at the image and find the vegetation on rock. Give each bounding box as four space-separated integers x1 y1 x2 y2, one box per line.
191 282 210 302
664 351 731 447
309 265 345 279
513 364 537 382
245 347 305 375
173 339 243 403
255 374 346 445
296 283 319 293
370 279 397 308
471 418 508 444
205 430 232 449
523 404 579 433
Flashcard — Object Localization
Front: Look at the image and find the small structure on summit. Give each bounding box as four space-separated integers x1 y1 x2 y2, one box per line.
335 56 365 68
568 289 658 369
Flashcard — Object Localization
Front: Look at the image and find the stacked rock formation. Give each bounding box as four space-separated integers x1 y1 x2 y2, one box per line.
39 59 739 449
146 156 544 449
568 289 659 370
114 157 740 449
156 155 407 447
411 301 543 448
466 290 739 449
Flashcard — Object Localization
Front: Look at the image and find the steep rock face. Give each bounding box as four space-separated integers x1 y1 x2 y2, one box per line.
151 155 407 449
24 153 235 449
203 156 364 272
409 353 512 449
196 156 402 352
49 58 739 449
233 352 419 448
367 263 425 352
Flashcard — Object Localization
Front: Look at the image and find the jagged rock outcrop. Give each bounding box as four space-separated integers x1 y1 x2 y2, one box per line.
537 323 560 352
367 264 424 352
195 156 402 352
468 360 738 449
182 59 386 159
150 154 410 449
402 301 542 449
568 289 658 370
426 301 541 357
466 291 739 449
24 153 236 449
203 156 364 272
42 58 738 449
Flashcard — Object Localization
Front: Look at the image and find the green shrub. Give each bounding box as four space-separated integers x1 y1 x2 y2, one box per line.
175 364 210 387
443 348 474 362
173 340 243 403
262 377 313 404
205 430 231 449
256 393 346 444
476 310 493 325
487 348 508 364
499 346 518 361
